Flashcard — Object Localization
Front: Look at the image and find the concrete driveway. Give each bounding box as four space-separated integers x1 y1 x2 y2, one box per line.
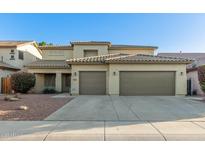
2 96 205 141
46 96 205 121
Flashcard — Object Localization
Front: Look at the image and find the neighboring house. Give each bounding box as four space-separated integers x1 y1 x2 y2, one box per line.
0 41 42 93
26 41 192 96
0 61 20 93
158 52 205 95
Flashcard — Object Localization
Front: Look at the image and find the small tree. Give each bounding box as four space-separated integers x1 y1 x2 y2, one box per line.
11 72 36 93
198 66 205 92
38 41 53 46
38 41 47 46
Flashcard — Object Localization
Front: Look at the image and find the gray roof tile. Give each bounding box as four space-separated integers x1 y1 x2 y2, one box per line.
26 60 70 68
0 40 34 47
67 54 193 64
0 61 20 70
110 44 158 49
158 52 205 67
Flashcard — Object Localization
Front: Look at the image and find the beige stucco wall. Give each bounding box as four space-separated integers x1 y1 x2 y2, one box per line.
0 46 40 69
109 64 187 96
73 45 109 58
187 70 204 95
42 49 73 60
17 44 42 59
33 74 44 93
28 68 71 93
109 49 154 55
70 63 187 96
39 46 155 61
71 65 109 95
0 48 21 67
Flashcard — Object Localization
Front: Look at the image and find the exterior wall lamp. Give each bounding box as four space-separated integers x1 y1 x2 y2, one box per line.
180 72 183 76
74 72 77 76
113 71 116 76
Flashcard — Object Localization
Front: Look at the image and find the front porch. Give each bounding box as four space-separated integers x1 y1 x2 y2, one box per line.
26 60 71 93
34 72 71 93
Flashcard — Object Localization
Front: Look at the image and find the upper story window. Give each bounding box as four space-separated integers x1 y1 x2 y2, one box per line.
10 55 15 60
18 51 24 60
84 50 98 57
10 49 14 54
10 49 15 60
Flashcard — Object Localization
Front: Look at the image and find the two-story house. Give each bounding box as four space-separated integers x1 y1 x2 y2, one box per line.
0 41 42 93
26 41 192 96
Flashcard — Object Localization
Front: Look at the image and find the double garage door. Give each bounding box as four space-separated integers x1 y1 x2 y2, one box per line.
79 71 175 96
120 71 175 96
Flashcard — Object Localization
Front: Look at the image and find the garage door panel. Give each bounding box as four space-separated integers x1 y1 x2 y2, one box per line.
120 71 175 96
79 71 106 95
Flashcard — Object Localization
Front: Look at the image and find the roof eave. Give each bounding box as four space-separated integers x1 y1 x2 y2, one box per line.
32 42 43 55
66 61 192 65
39 46 73 50
15 41 35 47
0 66 20 70
109 46 158 50
106 61 192 64
26 66 70 69
66 62 105 65
0 46 17 48
70 42 111 46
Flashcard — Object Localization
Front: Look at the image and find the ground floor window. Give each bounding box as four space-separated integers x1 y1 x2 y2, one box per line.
44 74 55 88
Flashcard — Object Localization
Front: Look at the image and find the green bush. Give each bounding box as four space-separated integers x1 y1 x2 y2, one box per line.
43 88 56 94
11 72 36 93
198 66 205 92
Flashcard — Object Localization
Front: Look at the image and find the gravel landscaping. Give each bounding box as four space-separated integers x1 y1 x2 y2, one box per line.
0 94 73 120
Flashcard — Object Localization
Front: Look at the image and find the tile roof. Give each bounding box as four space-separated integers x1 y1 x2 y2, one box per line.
66 53 127 64
158 53 205 59
70 41 111 46
0 40 34 48
0 40 158 51
109 44 158 49
67 54 193 64
0 61 20 70
26 60 70 69
158 52 205 68
67 53 126 64
39 44 158 50
70 41 158 49
107 54 193 64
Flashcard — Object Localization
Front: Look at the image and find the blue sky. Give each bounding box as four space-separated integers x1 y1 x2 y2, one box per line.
0 13 205 52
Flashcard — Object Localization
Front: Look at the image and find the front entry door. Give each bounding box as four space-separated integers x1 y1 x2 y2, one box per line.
62 74 71 93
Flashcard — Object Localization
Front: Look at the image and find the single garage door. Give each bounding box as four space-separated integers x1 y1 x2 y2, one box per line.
120 71 175 96
79 71 106 95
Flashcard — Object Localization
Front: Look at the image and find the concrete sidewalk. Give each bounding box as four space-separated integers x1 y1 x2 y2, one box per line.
1 121 205 141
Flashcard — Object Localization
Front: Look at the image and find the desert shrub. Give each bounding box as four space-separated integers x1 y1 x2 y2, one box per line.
192 90 197 95
11 72 36 93
198 66 205 92
43 88 56 94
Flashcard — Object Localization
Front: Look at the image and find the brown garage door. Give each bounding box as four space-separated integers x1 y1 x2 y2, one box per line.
79 71 106 95
120 71 175 96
